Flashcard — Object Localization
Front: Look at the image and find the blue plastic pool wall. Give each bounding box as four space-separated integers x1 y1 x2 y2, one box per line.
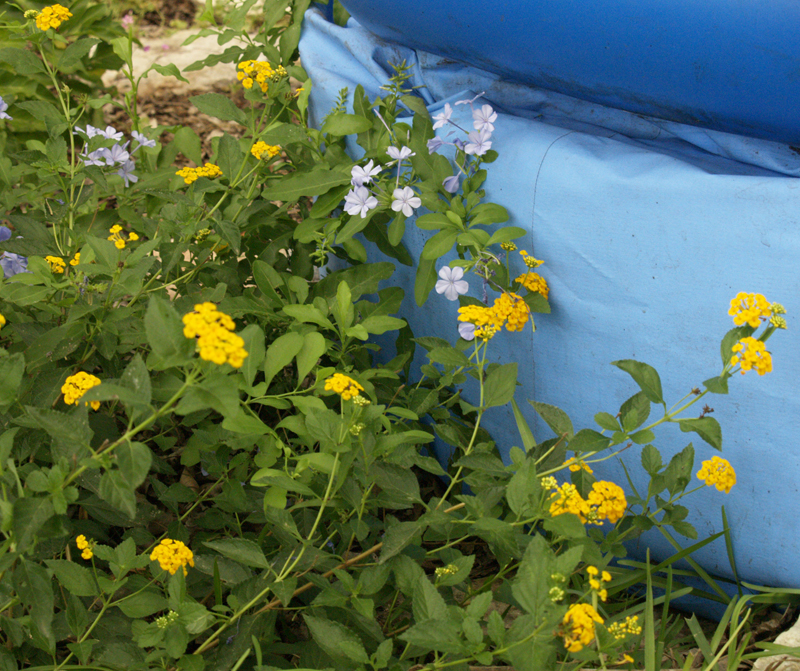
299 10 800 595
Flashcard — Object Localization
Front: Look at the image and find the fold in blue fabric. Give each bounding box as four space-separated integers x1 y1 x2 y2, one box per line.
300 8 800 602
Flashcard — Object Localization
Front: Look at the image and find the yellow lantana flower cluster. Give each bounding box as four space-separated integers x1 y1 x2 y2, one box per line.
730 336 772 375
728 292 772 328
182 302 248 368
70 252 80 266
697 456 736 493
548 480 627 525
561 603 603 652
608 615 642 640
35 4 72 30
519 249 544 269
107 225 139 250
500 241 517 251
62 372 102 410
251 141 281 160
75 535 94 560
458 292 530 340
237 60 287 93
175 163 223 185
45 255 66 273
150 538 194 575
0 313 5 329
515 272 549 299
586 565 612 602
324 373 364 401
564 457 593 473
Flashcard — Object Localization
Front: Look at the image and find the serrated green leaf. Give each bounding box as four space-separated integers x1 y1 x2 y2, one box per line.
612 359 664 403
483 362 518 408
529 400 573 439
190 92 246 125
679 417 722 450
203 538 269 569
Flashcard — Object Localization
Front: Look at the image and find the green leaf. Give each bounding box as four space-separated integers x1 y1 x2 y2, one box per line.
203 539 268 569
57 38 100 72
14 558 54 651
387 213 406 246
594 411 620 432
400 620 463 654
720 325 754 366
117 442 152 487
378 521 422 564
672 520 698 540
620 390 651 432
569 428 611 454
0 353 24 410
486 226 526 246
320 112 373 136
216 132 244 181
0 48 45 75
641 444 663 475
296 332 326 383
190 92 246 125
421 229 458 260
413 576 448 622
45 560 97 597
629 428 656 445
99 471 137 519
469 202 509 226
312 262 395 304
12 496 55 553
679 417 722 450
414 256 438 307
483 363 518 408
703 375 729 394
264 332 304 387
511 535 551 619
399 94 430 119
512 398 537 452
120 353 152 408
428 346 471 368
612 359 664 404
239 324 266 387
506 458 539 518
145 296 194 369
662 443 695 496
262 167 351 202
146 62 190 83
116 591 168 618
304 614 370 663
529 401 573 439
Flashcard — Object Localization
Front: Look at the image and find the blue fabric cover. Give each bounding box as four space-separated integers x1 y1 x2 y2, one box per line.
300 9 800 596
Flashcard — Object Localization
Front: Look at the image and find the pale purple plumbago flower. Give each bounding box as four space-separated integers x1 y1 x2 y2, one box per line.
132 131 156 148
453 138 466 151
386 145 414 161
0 97 12 121
391 186 421 217
427 136 445 154
455 91 485 107
344 186 378 218
435 266 469 301
458 322 475 341
432 103 453 130
350 159 381 187
82 147 110 167
464 129 492 156
0 226 27 278
75 124 101 138
443 174 460 193
116 159 138 187
98 125 123 141
472 104 497 133
104 143 130 166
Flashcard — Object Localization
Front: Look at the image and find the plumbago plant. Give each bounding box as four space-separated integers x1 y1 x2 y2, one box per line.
0 2 790 671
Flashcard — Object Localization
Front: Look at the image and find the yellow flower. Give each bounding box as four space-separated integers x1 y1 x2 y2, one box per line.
182 302 248 368
728 292 771 328
561 603 603 652
519 249 544 269
76 535 94 560
730 336 772 375
251 141 281 160
586 481 627 524
608 615 642 640
586 565 612 602
324 373 364 401
0 313 5 330
500 241 517 252
150 538 194 576
45 255 66 273
697 456 736 493
62 372 102 410
564 457 593 474
69 252 80 266
176 163 222 185
237 60 287 93
107 225 138 250
549 482 590 520
492 292 530 332
36 4 72 30
515 272 549 299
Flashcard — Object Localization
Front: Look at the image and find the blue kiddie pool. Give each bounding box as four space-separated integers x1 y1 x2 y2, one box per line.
299 2 800 602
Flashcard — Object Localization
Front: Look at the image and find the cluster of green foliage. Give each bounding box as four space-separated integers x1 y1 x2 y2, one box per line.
0 2 793 671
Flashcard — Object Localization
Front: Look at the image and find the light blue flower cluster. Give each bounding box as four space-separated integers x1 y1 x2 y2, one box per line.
427 92 498 193
0 227 27 278
0 96 11 121
77 125 157 187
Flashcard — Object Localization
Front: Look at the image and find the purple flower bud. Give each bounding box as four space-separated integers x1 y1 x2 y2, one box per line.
427 136 445 154
443 174 460 193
